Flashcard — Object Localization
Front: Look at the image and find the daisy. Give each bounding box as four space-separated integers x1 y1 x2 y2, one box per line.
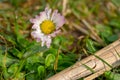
30 7 65 48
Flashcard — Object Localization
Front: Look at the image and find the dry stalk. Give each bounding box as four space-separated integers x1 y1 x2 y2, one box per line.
48 39 120 80
72 19 105 46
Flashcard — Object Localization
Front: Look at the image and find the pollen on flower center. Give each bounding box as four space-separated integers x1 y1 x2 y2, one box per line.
40 20 55 34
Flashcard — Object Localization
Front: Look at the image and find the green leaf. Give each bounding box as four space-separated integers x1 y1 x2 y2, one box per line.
8 63 18 74
109 19 120 29
23 45 47 58
44 48 58 56
57 53 76 71
6 36 16 45
107 34 118 42
112 73 120 80
9 48 23 59
26 73 36 80
86 39 96 53
45 54 55 67
105 71 120 80
16 38 31 49
0 53 17 67
96 24 113 42
27 53 44 65
37 66 45 75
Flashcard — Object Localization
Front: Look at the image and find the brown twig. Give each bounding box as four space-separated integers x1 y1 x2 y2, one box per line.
48 39 120 80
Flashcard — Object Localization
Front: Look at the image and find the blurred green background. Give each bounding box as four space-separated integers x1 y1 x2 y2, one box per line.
0 0 120 80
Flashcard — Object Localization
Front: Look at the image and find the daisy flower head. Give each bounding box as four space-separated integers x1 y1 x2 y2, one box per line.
30 7 65 48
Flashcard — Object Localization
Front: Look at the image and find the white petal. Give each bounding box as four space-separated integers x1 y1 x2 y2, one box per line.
45 7 52 19
31 30 43 39
32 24 39 29
39 11 48 22
36 38 41 42
49 29 61 37
41 37 46 47
51 10 65 28
45 36 52 48
51 10 58 21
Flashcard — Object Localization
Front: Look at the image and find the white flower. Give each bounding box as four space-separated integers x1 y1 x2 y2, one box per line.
30 7 65 48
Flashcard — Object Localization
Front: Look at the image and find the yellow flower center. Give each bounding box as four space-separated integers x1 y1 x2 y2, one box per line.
40 20 55 35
